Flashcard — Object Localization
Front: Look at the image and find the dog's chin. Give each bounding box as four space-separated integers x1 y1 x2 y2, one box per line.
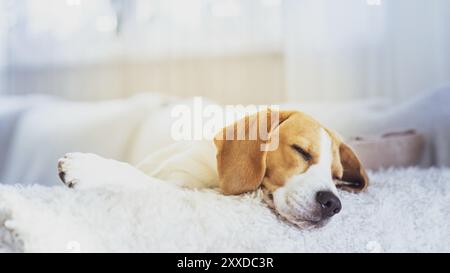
292 218 330 229
262 191 328 229
278 211 329 229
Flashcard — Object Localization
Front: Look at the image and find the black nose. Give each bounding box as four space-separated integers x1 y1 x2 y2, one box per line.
316 191 342 218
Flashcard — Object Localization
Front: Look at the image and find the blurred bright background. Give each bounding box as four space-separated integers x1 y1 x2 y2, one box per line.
0 0 449 104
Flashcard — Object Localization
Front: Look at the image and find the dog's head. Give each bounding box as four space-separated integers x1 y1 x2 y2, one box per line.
214 110 368 228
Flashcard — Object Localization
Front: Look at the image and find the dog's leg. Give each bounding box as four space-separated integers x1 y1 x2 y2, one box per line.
58 153 153 190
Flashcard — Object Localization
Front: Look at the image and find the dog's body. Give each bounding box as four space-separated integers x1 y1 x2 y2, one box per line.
137 140 219 190
58 110 368 228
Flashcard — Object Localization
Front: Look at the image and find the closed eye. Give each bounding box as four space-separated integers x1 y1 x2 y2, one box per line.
291 144 312 161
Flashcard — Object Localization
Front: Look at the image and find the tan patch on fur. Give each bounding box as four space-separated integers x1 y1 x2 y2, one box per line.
214 110 369 195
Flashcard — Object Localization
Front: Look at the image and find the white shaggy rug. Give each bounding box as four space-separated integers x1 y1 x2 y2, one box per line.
0 168 449 253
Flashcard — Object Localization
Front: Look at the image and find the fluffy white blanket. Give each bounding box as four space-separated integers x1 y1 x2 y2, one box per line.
0 167 449 253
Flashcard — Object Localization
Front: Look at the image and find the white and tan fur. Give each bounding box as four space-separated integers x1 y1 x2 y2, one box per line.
268 129 337 227
58 110 368 229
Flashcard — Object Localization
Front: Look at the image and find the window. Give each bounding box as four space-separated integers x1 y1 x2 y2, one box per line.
2 0 283 66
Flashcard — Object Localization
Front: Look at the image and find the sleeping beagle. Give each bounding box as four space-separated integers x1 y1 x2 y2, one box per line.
58 110 368 229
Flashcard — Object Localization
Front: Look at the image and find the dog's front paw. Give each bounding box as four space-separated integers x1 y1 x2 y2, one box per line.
58 153 83 188
57 152 152 190
58 153 102 189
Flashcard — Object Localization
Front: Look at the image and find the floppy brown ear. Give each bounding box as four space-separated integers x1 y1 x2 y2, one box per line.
336 143 369 192
214 110 292 195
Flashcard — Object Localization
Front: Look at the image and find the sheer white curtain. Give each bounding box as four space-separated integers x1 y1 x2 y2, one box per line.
283 0 450 102
2 0 282 66
0 0 284 102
